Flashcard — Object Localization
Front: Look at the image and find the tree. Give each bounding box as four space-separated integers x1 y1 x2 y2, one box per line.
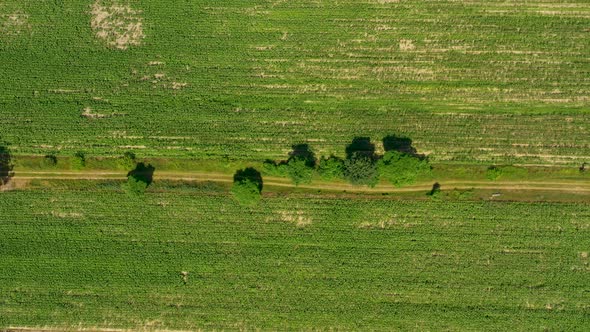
344 151 379 187
120 151 137 170
232 168 263 206
377 150 431 187
317 155 344 180
124 162 155 196
286 156 313 185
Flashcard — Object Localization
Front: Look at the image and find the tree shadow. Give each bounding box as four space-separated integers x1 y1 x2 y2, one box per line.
289 143 316 167
127 162 155 186
0 145 14 186
345 137 376 159
383 135 425 159
234 167 263 192
428 182 441 196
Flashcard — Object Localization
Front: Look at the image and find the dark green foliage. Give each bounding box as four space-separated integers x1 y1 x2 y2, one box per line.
72 151 86 170
378 151 431 187
124 162 155 196
317 155 344 180
232 168 263 206
344 152 379 187
0 144 14 186
486 166 503 180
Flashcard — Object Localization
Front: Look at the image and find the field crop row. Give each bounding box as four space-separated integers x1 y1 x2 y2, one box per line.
1 187 589 329
0 0 588 164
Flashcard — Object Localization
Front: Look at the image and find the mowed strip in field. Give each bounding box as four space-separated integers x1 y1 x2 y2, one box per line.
0 0 588 163
1 187 590 330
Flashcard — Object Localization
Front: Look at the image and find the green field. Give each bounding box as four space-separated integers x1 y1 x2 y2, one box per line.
1 185 590 330
0 0 588 164
1 0 590 330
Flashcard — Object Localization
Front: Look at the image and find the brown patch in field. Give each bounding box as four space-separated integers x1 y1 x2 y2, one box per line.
377 0 400 3
81 107 108 119
278 210 312 228
180 271 189 284
0 11 30 36
50 211 84 219
0 178 30 191
171 82 188 90
90 1 144 50
399 39 415 51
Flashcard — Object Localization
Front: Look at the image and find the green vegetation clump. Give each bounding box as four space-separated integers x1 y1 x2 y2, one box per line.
378 151 431 187
0 144 13 186
72 152 86 170
317 156 344 181
232 168 263 206
262 160 287 177
285 157 313 185
123 162 155 196
119 151 137 170
344 152 378 187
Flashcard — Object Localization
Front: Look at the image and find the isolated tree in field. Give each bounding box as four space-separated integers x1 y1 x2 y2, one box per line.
232 167 263 206
43 154 58 167
124 162 155 196
317 155 344 180
344 151 379 187
377 150 431 187
0 145 14 186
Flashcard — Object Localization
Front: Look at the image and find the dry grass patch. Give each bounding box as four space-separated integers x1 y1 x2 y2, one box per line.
277 210 312 228
90 0 144 50
399 39 415 51
0 10 30 36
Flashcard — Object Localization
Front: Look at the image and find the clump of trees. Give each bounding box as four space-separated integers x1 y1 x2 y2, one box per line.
124 162 155 196
232 167 263 206
263 135 430 188
72 151 86 170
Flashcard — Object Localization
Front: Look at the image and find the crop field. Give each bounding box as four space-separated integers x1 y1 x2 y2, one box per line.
1 1 590 330
1 185 590 330
0 0 588 164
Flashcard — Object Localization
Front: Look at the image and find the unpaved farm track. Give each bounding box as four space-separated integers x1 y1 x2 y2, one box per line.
11 171 590 194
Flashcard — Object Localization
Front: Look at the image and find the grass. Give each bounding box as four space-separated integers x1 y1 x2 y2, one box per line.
0 0 588 164
1 185 590 330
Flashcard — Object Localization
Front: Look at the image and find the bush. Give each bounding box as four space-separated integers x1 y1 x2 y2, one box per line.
232 168 263 206
377 151 431 187
344 152 378 187
286 156 313 185
317 156 344 180
262 160 287 177
72 151 86 169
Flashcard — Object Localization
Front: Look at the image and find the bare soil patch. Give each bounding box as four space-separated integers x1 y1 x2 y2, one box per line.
90 1 144 50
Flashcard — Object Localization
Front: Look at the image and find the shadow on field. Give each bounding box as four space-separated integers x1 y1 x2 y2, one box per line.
383 135 426 160
289 143 316 167
127 162 156 186
345 137 376 159
0 145 14 186
234 167 263 191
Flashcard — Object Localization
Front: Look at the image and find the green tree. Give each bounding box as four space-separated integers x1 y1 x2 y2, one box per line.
377 151 431 187
123 162 155 196
232 168 263 206
317 155 344 180
286 156 313 185
344 152 378 187
120 151 137 170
